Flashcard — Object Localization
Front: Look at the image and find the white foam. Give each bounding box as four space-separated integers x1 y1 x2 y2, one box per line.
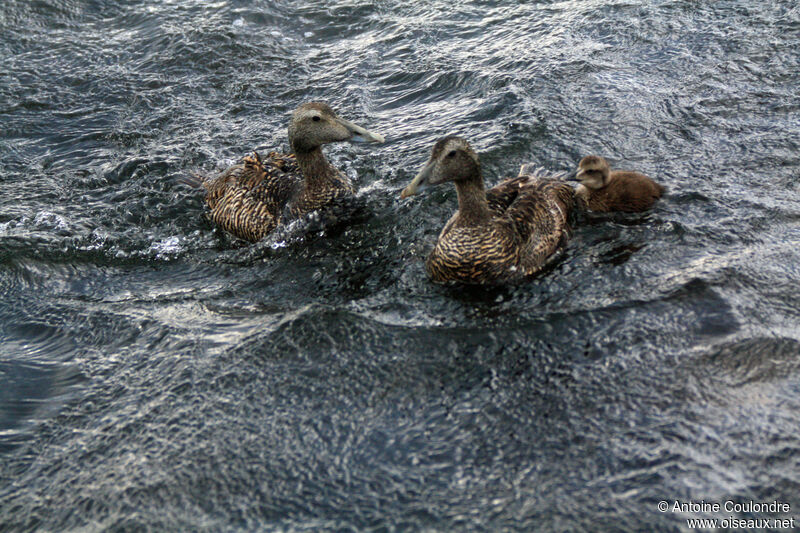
33 211 69 230
148 236 183 259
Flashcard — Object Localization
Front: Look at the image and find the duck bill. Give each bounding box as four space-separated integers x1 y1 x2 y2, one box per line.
337 118 385 144
565 170 581 182
400 161 433 198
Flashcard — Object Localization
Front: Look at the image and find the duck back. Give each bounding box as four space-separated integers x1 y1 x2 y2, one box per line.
204 152 302 242
577 171 664 213
427 173 574 284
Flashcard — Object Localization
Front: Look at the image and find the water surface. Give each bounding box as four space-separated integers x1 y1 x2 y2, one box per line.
1 0 799 530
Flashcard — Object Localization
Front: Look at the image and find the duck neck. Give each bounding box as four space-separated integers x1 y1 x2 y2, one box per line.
454 175 491 225
296 146 338 190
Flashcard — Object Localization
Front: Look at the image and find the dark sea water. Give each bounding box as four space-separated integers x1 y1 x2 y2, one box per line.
1 0 800 531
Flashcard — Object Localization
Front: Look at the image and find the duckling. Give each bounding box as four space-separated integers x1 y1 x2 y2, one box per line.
203 102 384 242
571 155 664 213
401 136 574 284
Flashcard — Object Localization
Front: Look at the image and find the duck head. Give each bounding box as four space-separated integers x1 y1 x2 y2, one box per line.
573 155 611 189
288 102 384 153
401 136 480 198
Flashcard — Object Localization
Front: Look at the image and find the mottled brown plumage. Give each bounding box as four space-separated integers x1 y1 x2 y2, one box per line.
573 155 664 213
202 102 384 242
401 136 574 284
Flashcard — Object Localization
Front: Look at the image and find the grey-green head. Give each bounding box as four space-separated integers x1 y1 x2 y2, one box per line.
401 136 481 198
288 102 384 154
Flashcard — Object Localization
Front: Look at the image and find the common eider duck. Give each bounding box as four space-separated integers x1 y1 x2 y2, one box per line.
400 136 574 284
570 155 664 213
203 102 384 242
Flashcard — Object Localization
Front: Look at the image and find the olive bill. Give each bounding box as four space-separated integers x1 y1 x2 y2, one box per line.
400 160 434 198
337 118 385 144
565 170 581 182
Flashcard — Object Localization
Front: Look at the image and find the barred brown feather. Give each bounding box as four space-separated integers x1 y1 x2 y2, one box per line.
203 151 306 242
426 177 574 284
408 137 574 284
199 102 382 242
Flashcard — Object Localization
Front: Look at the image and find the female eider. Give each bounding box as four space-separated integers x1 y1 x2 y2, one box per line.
401 136 574 284
203 102 384 242
570 155 664 213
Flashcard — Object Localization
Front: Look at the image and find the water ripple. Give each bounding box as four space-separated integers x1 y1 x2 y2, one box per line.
1 0 800 530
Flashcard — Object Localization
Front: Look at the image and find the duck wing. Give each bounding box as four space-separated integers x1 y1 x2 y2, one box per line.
485 164 568 215
486 175 530 216
204 152 302 242
492 174 574 276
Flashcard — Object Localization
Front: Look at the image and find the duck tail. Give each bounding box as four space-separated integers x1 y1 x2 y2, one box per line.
178 172 208 189
518 163 542 178
518 164 568 181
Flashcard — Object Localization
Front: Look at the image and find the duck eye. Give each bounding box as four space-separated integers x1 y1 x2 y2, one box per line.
447 150 456 158
312 115 321 122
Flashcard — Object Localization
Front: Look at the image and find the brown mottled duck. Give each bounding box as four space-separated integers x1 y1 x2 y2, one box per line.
570 155 664 213
400 136 574 284
202 102 384 242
